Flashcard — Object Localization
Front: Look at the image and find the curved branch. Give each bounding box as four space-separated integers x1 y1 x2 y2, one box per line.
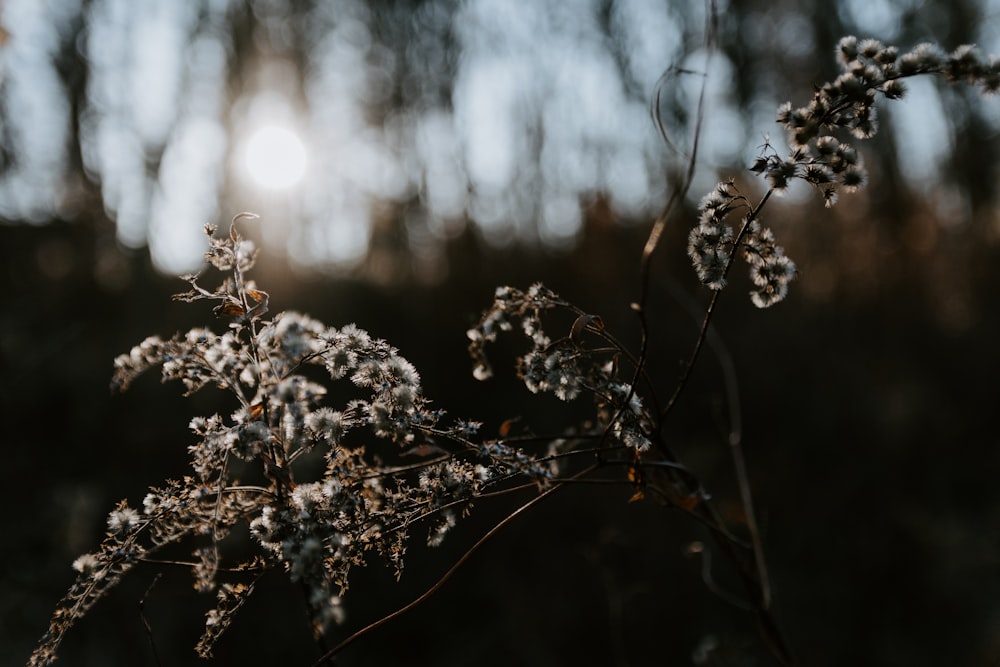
311 464 599 666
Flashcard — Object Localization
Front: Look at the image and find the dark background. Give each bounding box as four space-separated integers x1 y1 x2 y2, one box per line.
3 1 1000 665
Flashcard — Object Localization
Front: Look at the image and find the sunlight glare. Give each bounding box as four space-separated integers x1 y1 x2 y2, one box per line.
244 125 307 190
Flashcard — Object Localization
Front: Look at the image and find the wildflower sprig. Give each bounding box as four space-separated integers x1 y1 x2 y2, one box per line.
468 283 656 453
689 36 1000 307
463 279 785 642
31 216 572 666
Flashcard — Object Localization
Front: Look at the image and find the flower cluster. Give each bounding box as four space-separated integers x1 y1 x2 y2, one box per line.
468 283 654 453
687 181 797 307
31 216 561 666
742 221 797 308
687 181 744 290
29 502 145 667
466 283 555 383
688 36 1000 307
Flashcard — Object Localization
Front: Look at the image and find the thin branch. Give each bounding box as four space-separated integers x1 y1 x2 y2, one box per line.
627 0 717 463
657 188 774 431
686 542 754 611
301 580 335 666
690 494 795 666
660 278 772 609
138 558 265 574
310 464 599 666
638 0 717 311
730 429 771 609
138 574 164 667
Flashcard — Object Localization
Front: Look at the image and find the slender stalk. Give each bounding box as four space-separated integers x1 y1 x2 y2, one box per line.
310 464 598 666
657 188 774 430
138 574 164 667
627 0 716 463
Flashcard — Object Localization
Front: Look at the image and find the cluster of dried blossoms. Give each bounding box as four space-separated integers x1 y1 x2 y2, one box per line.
467 283 654 452
688 36 1000 308
31 216 656 666
33 36 1000 666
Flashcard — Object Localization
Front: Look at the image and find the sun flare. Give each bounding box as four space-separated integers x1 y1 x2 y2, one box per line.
243 125 307 190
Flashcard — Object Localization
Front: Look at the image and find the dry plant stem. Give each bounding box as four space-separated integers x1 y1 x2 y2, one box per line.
690 545 753 611
139 558 261 573
697 291 774 612
634 4 784 652
652 186 788 661
637 0 715 334
629 1 712 461
661 270 775 616
657 187 774 430
634 90 706 419
311 464 599 666
139 574 164 667
658 191 777 609
301 580 335 665
729 432 771 608
683 498 793 665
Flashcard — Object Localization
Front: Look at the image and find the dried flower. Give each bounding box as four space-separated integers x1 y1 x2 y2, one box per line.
687 35 1000 307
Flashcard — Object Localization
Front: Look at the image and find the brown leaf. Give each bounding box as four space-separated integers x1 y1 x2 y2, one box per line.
570 314 604 344
245 288 268 304
498 417 521 437
401 444 448 457
214 301 246 317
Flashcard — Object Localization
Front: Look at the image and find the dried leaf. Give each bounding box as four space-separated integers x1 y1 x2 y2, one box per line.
627 464 644 503
214 301 246 317
570 314 604 344
245 288 268 304
498 417 521 437
401 443 448 457
673 494 701 511
229 212 259 243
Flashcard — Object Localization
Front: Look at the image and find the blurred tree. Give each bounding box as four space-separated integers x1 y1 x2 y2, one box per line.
1 0 996 284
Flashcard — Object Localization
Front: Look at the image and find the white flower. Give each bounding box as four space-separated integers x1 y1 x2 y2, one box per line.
107 507 140 535
72 553 100 574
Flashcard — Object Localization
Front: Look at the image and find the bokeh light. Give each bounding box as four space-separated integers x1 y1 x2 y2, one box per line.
243 125 307 190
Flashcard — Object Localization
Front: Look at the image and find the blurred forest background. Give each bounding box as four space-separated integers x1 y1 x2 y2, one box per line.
3 0 1000 665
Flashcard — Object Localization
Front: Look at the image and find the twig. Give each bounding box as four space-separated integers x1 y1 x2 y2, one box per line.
657 188 774 431
138 574 164 667
302 580 336 666
310 464 599 666
629 0 716 464
660 276 772 609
